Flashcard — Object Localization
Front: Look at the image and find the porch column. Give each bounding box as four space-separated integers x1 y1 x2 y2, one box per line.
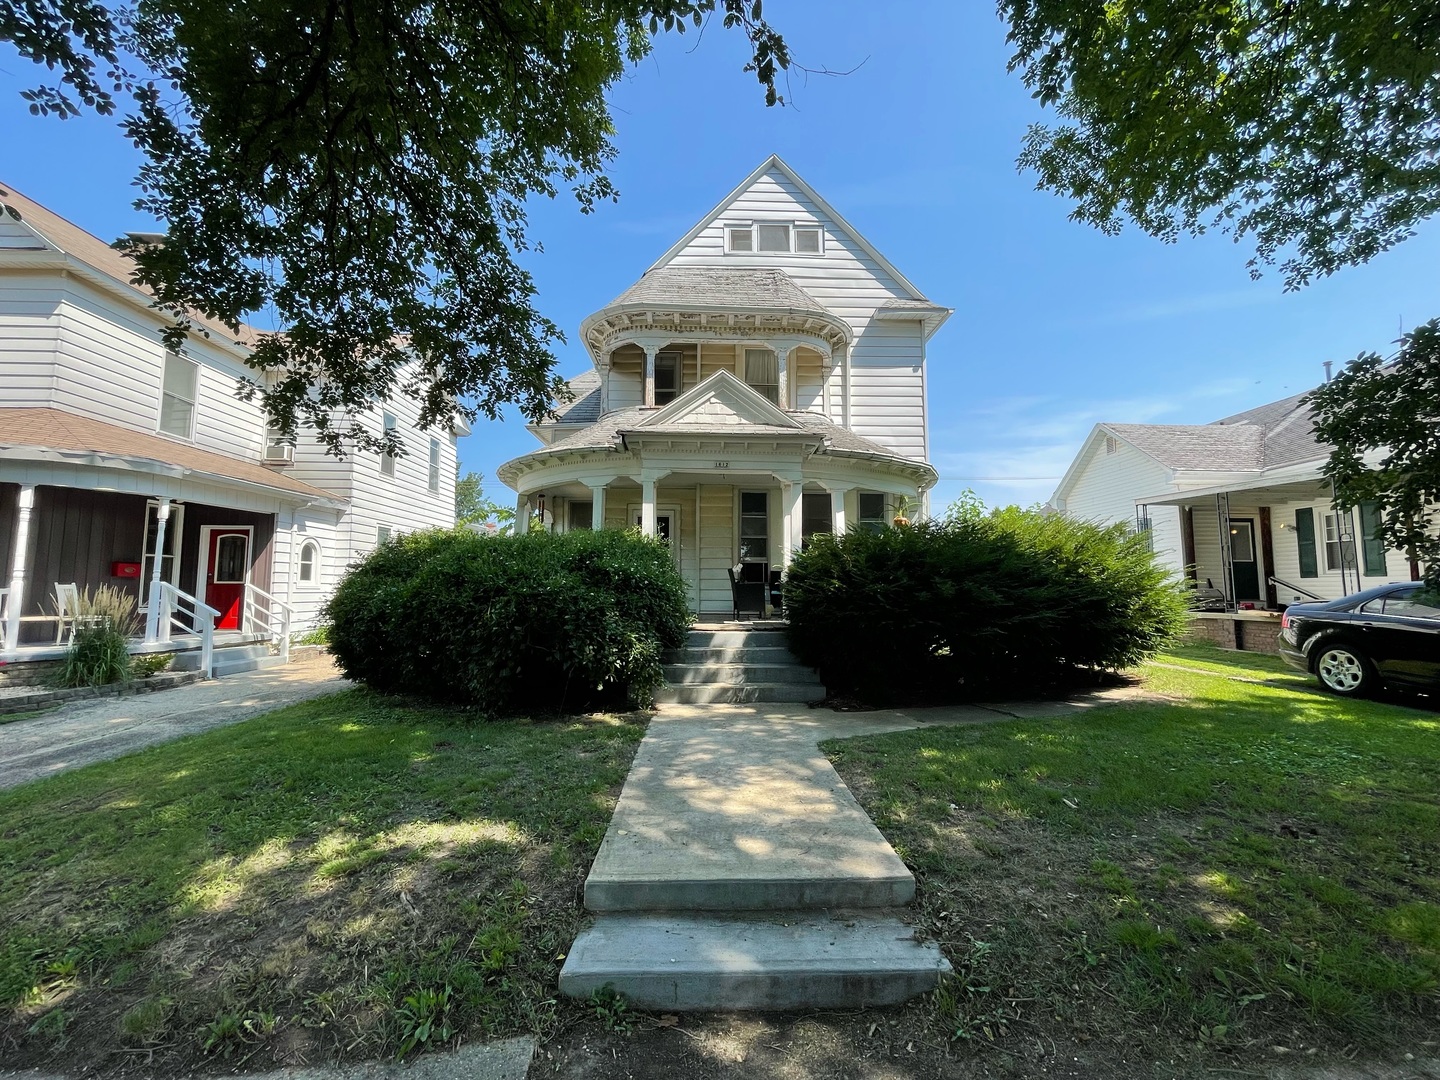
640 474 658 536
3 484 36 654
143 498 172 642
598 353 611 415
587 481 608 531
642 345 658 408
776 346 792 410
515 493 528 534
779 479 803 568
830 486 852 535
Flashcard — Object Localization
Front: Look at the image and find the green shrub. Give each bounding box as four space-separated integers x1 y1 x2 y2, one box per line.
325 528 690 713
783 502 1187 705
58 585 140 688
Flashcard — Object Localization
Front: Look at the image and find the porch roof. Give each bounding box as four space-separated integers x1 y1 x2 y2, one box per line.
1134 459 1332 507
0 407 344 506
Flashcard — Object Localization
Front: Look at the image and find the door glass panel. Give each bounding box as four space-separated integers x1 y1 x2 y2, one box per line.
213 534 248 583
1229 522 1255 562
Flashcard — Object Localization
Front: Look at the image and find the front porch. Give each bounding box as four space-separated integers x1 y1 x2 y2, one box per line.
1139 470 1422 613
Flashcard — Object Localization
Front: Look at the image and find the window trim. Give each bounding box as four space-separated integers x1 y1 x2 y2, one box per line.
724 220 825 256
156 352 199 441
297 538 320 586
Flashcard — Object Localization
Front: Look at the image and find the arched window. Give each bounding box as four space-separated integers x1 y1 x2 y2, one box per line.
298 539 320 585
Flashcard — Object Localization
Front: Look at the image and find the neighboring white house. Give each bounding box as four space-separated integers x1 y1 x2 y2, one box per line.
0 181 466 655
497 155 951 617
1051 390 1425 610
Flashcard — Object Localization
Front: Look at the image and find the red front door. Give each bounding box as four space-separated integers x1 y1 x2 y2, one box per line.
205 529 250 630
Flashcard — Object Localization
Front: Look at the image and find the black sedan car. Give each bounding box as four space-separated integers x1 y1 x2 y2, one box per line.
1278 582 1440 696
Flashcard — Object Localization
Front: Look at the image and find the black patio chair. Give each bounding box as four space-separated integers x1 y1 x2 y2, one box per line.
727 567 767 621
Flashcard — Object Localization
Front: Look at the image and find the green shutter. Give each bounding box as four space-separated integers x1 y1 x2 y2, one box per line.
1359 501 1388 577
1295 508 1318 578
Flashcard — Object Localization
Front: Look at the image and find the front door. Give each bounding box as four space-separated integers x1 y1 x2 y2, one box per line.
204 529 251 630
1229 518 1261 602
632 510 678 562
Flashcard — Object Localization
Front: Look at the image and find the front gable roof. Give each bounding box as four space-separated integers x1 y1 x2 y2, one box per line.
635 369 802 432
648 154 930 302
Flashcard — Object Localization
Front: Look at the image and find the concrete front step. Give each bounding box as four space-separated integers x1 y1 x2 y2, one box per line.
685 628 790 649
665 646 797 665
172 643 282 676
662 663 823 686
559 911 951 1010
654 683 822 705
212 654 288 678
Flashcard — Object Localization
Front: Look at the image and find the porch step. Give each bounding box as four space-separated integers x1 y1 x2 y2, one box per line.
664 646 796 665
654 683 821 705
559 911 950 1011
685 628 790 649
662 663 823 686
171 642 282 677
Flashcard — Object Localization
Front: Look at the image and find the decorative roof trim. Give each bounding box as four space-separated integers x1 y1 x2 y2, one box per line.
581 303 851 359
638 369 802 430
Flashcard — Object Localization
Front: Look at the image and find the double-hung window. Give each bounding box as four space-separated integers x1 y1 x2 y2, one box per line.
158 352 198 438
1323 511 1357 571
739 492 769 564
427 438 441 493
743 348 779 404
801 492 832 547
298 539 319 584
655 352 681 405
857 493 888 534
380 412 397 477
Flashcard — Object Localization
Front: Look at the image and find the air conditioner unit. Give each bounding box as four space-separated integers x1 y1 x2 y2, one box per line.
263 442 294 464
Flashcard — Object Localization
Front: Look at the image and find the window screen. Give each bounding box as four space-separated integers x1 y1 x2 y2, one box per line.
427 438 441 492
794 227 821 253
756 223 790 251
727 227 752 252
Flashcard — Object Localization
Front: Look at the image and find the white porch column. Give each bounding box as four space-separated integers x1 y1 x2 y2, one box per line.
779 479 803 568
143 498 171 642
587 481 608 531
776 346 792 410
515 493 528 534
640 475 658 536
642 345 658 408
3 484 36 654
831 486 852 536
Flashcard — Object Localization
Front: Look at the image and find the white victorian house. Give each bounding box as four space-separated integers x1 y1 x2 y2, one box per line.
0 182 467 671
498 156 951 616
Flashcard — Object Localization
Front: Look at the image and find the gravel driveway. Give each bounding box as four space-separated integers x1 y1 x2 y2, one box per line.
0 654 348 790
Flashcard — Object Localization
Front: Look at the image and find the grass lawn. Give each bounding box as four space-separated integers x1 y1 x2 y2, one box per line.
825 649 1440 1071
0 689 646 1074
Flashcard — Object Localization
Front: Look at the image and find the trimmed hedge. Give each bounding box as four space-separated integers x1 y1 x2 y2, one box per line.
784 505 1188 704
325 528 690 714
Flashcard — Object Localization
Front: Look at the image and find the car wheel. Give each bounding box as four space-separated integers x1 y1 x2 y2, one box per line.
1314 644 1374 697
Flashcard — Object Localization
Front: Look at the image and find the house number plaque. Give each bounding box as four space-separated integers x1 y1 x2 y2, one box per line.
713 461 730 468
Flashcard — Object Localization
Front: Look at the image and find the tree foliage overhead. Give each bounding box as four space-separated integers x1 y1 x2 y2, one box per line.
1000 1 1440 289
1 0 788 454
1307 321 1440 588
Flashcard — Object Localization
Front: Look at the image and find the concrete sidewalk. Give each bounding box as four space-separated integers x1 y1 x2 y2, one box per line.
0 654 347 790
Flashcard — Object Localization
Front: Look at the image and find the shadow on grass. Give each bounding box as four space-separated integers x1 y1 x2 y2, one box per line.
825 665 1440 1063
0 688 647 1074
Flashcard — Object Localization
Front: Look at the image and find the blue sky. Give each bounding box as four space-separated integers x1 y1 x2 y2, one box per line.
3 2 1437 511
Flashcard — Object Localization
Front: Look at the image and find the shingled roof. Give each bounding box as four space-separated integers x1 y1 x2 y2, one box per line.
1105 390 1322 474
548 369 602 424
0 407 340 502
599 266 830 317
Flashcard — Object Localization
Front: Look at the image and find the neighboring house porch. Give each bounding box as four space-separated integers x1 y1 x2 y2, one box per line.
1 408 345 667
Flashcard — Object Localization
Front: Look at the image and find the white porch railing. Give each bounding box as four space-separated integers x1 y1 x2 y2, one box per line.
153 582 220 678
242 583 293 663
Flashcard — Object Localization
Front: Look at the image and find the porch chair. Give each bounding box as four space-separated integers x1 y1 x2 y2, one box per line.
727 566 767 621
14 582 81 644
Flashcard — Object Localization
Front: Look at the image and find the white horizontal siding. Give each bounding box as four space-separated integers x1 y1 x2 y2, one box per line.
662 167 928 461
0 275 60 406
1061 437 1184 579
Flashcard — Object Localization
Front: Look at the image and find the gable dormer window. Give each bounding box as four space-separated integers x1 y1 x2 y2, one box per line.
756 223 790 252
794 226 822 253
726 226 753 252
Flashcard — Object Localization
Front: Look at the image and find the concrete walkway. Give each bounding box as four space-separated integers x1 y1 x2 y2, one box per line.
0 654 347 790
561 686 1150 1008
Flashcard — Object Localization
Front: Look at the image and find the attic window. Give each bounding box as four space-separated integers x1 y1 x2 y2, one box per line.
726 226 752 252
756 223 790 252
794 226 822 253
1105 435 1118 455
